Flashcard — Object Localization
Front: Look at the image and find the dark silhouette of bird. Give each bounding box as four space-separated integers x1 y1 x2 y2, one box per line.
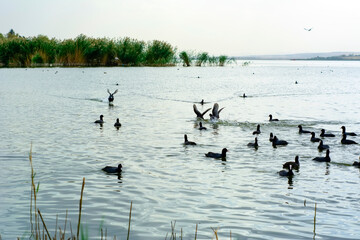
298 125 311 134
320 129 335 137
114 118 121 128
95 115 104 124
102 164 122 174
209 103 225 121
313 149 331 162
193 104 211 120
283 156 300 170
247 137 258 148
199 122 207 130
269 132 274 142
107 89 118 103
205 148 228 159
252 124 261 135
304 28 313 31
341 134 358 145
310 132 321 142
272 136 288 147
269 114 279 121
184 134 196 145
318 140 329 151
341 126 357 136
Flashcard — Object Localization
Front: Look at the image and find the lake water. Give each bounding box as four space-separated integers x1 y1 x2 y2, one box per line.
0 60 360 239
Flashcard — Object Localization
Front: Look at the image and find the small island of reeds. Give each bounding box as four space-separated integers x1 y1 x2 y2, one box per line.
0 29 234 68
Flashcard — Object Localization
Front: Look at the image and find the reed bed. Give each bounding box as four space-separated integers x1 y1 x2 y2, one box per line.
1 30 234 67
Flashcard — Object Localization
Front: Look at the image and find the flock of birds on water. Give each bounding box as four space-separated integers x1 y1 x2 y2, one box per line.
98 90 359 178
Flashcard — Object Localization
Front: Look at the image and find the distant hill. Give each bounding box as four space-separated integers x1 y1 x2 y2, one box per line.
236 52 360 60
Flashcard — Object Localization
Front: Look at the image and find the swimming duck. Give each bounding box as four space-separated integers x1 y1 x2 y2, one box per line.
269 114 279 121
283 156 300 170
102 164 122 174
341 134 358 145
184 134 196 145
313 149 331 162
199 122 207 130
341 126 357 136
242 93 247 98
209 103 225 121
310 132 321 142
193 104 211 120
252 124 261 135
205 148 228 159
114 118 122 127
200 99 204 105
320 129 335 137
298 125 311 134
279 166 294 176
247 137 258 148
95 115 104 124
318 140 329 151
269 132 274 142
107 89 118 103
272 136 288 147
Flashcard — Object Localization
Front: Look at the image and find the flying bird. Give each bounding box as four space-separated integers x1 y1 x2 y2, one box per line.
304 28 313 31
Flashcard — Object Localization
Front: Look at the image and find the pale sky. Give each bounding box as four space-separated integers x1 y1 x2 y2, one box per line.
1 0 360 56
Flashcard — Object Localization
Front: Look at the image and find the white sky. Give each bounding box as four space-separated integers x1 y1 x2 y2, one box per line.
1 0 360 56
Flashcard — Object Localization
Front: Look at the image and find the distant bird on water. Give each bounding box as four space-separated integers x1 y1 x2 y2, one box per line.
283 156 300 170
269 114 279 121
298 125 311 134
313 149 331 162
209 103 225 121
95 115 104 124
310 132 321 143
252 124 261 135
320 129 335 138
184 134 196 145
199 122 207 130
341 134 358 145
102 164 122 174
114 118 122 128
272 136 288 147
341 126 357 136
318 140 330 151
247 137 259 148
107 89 118 103
205 148 228 159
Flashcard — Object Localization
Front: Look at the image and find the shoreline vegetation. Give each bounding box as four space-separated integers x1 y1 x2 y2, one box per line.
0 29 234 68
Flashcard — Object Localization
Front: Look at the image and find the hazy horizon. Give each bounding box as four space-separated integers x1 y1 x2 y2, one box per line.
1 0 360 56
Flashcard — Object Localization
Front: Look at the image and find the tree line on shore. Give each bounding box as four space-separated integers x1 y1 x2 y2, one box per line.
0 29 234 67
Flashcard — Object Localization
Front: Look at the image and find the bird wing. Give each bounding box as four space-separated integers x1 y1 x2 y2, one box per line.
113 89 118 95
201 108 211 118
193 104 202 118
212 103 219 117
218 107 225 115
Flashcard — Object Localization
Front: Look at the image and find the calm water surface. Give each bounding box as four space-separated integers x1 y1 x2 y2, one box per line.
1 61 360 239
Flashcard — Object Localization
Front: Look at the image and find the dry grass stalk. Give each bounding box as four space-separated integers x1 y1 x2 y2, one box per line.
77 177 86 239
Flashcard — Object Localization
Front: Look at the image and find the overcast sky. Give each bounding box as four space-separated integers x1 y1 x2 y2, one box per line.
1 0 360 56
